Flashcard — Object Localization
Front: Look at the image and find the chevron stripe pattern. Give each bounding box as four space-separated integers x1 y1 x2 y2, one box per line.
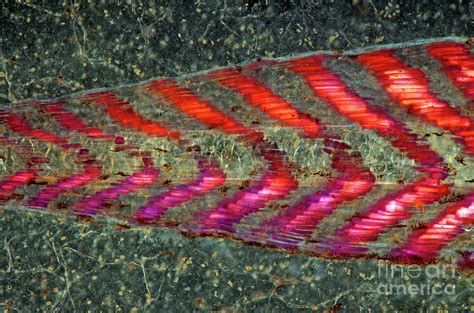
0 39 472 269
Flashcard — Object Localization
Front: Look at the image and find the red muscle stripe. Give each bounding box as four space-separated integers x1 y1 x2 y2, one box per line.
28 161 102 209
145 79 251 135
42 101 114 140
191 152 298 234
285 55 451 255
328 172 451 255
257 149 374 249
209 68 321 138
84 91 180 140
285 55 446 168
427 42 474 102
145 79 298 234
0 111 68 146
284 56 444 168
134 160 225 223
74 167 159 216
207 65 375 248
286 57 397 133
390 193 474 262
356 50 474 156
0 170 38 202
